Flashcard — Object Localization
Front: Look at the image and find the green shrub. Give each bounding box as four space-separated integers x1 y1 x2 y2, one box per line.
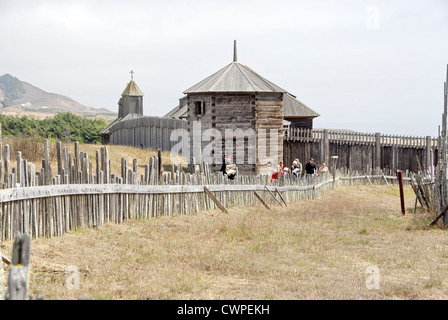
0 112 108 144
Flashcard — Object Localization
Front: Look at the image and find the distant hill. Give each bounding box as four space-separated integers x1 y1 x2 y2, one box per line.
0 74 117 121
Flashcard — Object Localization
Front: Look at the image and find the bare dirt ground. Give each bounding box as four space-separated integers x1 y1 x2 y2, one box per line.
2 184 447 300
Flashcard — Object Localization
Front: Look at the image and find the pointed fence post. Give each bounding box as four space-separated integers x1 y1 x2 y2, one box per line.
6 233 30 300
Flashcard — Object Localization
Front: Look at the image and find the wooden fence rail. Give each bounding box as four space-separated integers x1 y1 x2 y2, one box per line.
0 134 417 241
284 128 437 148
0 171 409 241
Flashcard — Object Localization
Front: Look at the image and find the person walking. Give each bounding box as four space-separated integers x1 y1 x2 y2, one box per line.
320 162 328 174
305 157 317 181
291 159 303 178
220 154 237 180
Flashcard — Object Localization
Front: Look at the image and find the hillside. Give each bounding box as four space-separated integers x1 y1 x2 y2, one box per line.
0 74 117 121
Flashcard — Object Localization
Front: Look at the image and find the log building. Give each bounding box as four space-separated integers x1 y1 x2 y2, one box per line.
166 41 319 175
101 73 187 150
102 43 319 175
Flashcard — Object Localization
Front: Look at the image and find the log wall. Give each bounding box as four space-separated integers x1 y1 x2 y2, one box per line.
188 93 284 175
283 128 437 173
107 116 188 151
255 93 284 176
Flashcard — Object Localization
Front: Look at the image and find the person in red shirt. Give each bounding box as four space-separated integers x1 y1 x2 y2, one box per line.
272 162 285 181
279 161 285 175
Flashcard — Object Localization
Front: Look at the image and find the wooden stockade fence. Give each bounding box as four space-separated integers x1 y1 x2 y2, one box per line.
102 116 188 151
428 65 448 226
284 128 436 148
283 128 437 174
1 233 31 300
0 133 412 240
400 65 448 227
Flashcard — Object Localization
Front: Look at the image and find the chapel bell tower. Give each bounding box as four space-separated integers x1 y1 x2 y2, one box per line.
118 70 144 118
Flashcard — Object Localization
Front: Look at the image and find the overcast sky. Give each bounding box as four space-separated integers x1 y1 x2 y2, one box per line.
1 0 447 137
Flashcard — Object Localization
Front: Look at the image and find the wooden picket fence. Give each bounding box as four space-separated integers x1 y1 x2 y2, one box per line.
0 174 408 241
0 137 411 240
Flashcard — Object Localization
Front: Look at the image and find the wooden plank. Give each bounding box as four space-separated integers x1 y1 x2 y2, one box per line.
429 203 448 227
204 186 228 213
264 186 283 207
254 191 271 210
275 188 288 207
381 173 390 186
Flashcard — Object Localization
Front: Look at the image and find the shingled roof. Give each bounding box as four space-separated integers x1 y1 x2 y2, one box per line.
164 104 187 119
184 61 288 94
165 41 319 120
283 93 320 118
122 80 144 97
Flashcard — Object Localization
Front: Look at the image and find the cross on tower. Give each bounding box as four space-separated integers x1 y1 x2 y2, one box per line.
130 70 135 80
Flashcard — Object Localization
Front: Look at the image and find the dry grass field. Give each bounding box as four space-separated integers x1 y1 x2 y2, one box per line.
2 184 447 300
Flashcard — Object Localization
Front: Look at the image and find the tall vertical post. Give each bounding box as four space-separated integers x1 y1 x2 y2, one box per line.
121 158 127 184
233 40 237 62
43 140 51 186
0 123 2 189
397 170 405 215
158 149 163 185
375 132 381 170
16 152 22 187
56 142 63 177
323 129 329 167
442 66 448 226
4 144 10 187
392 145 398 172
426 136 432 172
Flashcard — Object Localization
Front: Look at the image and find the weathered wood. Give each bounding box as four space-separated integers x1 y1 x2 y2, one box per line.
254 191 271 210
158 149 162 185
0 133 413 239
264 186 283 207
6 233 30 300
0 248 3 299
275 188 288 206
381 173 390 187
285 129 437 174
204 186 228 214
429 203 448 227
397 170 405 215
4 144 10 187
56 142 63 176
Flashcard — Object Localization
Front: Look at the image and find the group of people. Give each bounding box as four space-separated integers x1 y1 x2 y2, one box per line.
219 154 329 182
271 157 328 181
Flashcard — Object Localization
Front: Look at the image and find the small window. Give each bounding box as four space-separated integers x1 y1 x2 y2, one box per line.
195 101 205 115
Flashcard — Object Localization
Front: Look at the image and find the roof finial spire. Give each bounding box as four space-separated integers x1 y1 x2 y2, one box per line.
233 40 237 62
130 70 134 81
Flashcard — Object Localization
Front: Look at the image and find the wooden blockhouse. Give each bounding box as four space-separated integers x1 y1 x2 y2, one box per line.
166 41 319 175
